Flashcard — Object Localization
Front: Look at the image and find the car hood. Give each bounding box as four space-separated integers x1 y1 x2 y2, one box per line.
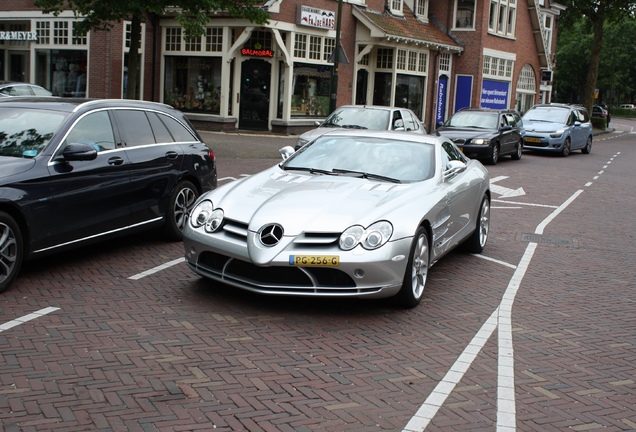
202 166 433 236
435 127 496 140
298 126 335 143
0 156 36 181
522 121 566 133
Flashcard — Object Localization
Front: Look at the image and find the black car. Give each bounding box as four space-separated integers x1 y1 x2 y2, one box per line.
0 81 53 97
0 98 217 292
592 104 611 126
434 108 524 165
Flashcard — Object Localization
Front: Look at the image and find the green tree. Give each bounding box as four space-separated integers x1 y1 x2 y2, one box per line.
33 0 270 99
557 0 635 112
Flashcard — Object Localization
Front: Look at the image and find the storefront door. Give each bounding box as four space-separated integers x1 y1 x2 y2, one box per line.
9 52 29 82
239 59 271 131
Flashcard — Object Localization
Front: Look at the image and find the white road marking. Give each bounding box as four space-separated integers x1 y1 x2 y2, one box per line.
128 257 185 280
490 176 526 198
404 189 585 432
472 253 517 269
0 307 60 333
492 199 558 209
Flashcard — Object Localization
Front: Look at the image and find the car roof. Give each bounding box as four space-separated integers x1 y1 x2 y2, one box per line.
337 105 410 112
457 107 517 113
0 97 176 114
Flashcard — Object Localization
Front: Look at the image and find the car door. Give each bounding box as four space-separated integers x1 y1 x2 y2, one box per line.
400 110 420 132
574 109 592 149
111 108 186 225
434 142 477 255
497 113 516 154
46 109 133 248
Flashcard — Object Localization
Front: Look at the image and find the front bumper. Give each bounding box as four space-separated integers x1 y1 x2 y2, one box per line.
183 227 412 299
457 144 494 159
523 135 566 152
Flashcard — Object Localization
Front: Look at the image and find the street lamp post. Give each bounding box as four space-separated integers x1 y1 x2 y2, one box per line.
329 0 343 114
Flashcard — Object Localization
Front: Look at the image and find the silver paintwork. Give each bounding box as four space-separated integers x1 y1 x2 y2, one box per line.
183 130 490 300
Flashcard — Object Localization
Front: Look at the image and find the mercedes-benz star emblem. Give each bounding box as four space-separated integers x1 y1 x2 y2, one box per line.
259 224 284 246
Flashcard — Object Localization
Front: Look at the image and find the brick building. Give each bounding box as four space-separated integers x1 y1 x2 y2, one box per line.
1 0 564 134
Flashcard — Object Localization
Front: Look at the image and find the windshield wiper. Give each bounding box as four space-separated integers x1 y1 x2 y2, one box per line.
332 168 401 183
340 124 368 129
282 166 335 175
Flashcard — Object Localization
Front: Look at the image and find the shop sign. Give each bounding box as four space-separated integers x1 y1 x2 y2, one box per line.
0 31 38 41
436 75 448 125
480 79 509 109
241 47 274 58
297 5 335 30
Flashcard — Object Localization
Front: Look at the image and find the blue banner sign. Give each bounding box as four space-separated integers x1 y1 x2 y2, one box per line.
480 80 509 109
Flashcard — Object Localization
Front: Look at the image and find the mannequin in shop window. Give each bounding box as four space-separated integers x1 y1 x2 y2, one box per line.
66 63 79 96
52 60 67 96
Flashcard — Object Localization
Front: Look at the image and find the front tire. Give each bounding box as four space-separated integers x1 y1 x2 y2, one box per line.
486 144 499 165
511 140 523 160
0 212 24 293
163 180 199 241
561 138 571 157
581 136 592 154
395 227 429 308
464 196 490 253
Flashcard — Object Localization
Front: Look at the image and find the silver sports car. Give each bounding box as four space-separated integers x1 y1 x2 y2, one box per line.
183 130 490 308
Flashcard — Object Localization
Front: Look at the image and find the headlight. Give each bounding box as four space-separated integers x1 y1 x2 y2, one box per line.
190 200 224 232
339 221 393 251
550 130 564 138
471 138 490 145
190 200 213 228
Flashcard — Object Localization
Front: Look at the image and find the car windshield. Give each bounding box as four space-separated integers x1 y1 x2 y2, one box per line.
523 107 569 124
322 107 391 130
282 135 435 182
0 107 67 158
445 111 499 129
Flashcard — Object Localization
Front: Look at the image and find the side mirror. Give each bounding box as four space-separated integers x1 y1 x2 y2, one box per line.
443 160 467 180
279 146 295 160
314 120 322 127
500 125 512 131
59 143 98 162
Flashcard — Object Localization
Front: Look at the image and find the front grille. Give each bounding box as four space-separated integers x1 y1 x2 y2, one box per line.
194 251 365 294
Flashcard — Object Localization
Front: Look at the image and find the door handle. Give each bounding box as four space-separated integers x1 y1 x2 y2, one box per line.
165 151 179 160
108 156 125 166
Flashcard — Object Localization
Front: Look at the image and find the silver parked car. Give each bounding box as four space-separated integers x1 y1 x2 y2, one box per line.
183 130 490 308
295 105 426 149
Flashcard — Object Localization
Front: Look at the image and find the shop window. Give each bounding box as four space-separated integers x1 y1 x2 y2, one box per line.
395 74 424 119
35 51 87 97
164 56 222 114
291 63 331 117
454 0 476 29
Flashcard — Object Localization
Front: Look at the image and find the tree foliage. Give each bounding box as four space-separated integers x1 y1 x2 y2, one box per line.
33 0 270 99
555 0 636 111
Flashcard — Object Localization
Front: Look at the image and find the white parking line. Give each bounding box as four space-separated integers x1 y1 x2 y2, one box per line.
0 307 60 333
404 189 585 432
128 257 185 280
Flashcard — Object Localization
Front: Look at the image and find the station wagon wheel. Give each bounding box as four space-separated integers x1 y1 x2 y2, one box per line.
511 140 523 160
395 227 429 308
164 180 199 241
581 136 592 154
0 212 23 293
464 195 490 254
561 138 571 157
486 143 499 165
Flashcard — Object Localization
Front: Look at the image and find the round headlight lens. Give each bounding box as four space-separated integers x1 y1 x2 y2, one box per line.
205 209 224 233
190 200 213 228
362 221 393 250
339 226 364 251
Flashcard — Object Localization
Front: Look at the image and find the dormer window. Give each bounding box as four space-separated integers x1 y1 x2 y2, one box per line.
389 0 404 16
415 0 429 19
454 0 476 29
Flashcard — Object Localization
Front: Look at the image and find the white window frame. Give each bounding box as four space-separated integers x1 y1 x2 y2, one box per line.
389 0 404 16
454 0 476 30
415 0 429 20
293 33 335 63
482 48 515 80
488 0 517 38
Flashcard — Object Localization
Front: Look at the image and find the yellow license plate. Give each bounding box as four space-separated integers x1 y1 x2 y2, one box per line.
289 255 340 267
525 137 541 143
